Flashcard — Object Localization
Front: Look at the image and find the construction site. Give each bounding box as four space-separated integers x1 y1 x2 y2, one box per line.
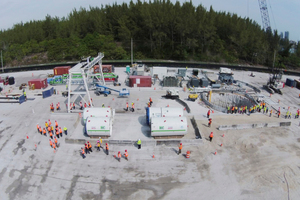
1 53 300 199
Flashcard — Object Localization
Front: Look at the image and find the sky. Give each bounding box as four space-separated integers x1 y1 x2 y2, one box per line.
0 0 299 41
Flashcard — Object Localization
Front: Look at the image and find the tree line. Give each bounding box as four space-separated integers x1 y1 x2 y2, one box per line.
0 0 299 69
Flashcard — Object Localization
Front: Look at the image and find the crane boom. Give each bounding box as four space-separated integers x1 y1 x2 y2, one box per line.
258 0 271 31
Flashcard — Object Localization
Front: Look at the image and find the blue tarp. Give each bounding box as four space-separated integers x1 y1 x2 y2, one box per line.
19 95 26 104
42 87 54 99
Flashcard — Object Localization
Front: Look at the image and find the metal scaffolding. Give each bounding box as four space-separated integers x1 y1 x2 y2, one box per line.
67 53 105 113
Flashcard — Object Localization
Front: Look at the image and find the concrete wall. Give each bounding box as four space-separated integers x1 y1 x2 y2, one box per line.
218 121 291 130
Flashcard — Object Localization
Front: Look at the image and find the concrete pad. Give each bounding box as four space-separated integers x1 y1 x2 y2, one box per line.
1 67 300 199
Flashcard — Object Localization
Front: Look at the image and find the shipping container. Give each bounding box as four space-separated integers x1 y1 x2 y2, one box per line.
85 117 112 137
129 76 152 87
53 66 71 75
93 65 113 73
151 117 187 137
28 78 48 89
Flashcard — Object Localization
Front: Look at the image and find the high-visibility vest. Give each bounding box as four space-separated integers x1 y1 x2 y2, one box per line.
48 127 51 132
54 138 57 144
49 141 52 146
56 131 59 136
179 145 182 150
37 125 39 129
125 152 128 157
100 139 102 144
88 143 92 148
82 149 85 154
137 140 141 145
118 153 121 158
50 132 53 137
53 143 56 149
97 143 100 147
43 129 46 134
45 123 48 127
126 103 128 108
106 145 109 150
132 104 135 108
209 133 214 138
59 128 62 134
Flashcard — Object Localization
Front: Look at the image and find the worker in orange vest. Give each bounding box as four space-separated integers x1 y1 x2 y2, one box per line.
53 142 56 150
118 151 121 162
106 143 109 155
59 127 63 137
55 120 58 128
278 111 281 118
56 130 60 139
178 143 183 155
88 102 91 107
49 131 53 139
39 126 42 135
81 148 86 158
73 102 75 109
49 139 53 147
126 102 129 111
88 141 92 152
43 128 46 136
208 118 212 127
149 97 153 106
48 119 51 126
80 102 83 110
47 126 51 133
36 124 39 133
207 110 210 118
85 143 90 154
54 137 58 146
147 102 151 107
209 132 214 142
84 103 87 108
124 150 128 161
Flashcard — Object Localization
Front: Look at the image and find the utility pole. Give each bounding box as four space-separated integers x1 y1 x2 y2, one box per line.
131 38 133 67
1 50 3 73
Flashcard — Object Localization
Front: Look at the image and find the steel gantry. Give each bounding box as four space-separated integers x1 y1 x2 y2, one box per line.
67 52 105 113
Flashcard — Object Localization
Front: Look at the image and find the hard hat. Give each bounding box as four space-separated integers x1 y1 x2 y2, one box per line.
106 143 108 145
49 139 51 141
118 151 120 153
180 143 182 145
97 140 99 143
87 141 89 143
85 143 87 145
125 150 127 152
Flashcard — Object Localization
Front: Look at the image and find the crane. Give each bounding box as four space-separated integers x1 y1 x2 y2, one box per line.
258 0 271 31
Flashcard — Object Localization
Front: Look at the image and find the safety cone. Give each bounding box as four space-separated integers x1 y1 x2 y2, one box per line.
220 143 223 147
152 153 155 158
26 135 29 139
154 87 156 90
113 98 114 100
137 98 139 101
222 134 224 137
214 151 217 155
184 107 186 111
167 104 169 107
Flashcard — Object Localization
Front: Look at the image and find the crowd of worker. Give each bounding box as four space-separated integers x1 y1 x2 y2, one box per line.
36 119 67 150
80 139 130 161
